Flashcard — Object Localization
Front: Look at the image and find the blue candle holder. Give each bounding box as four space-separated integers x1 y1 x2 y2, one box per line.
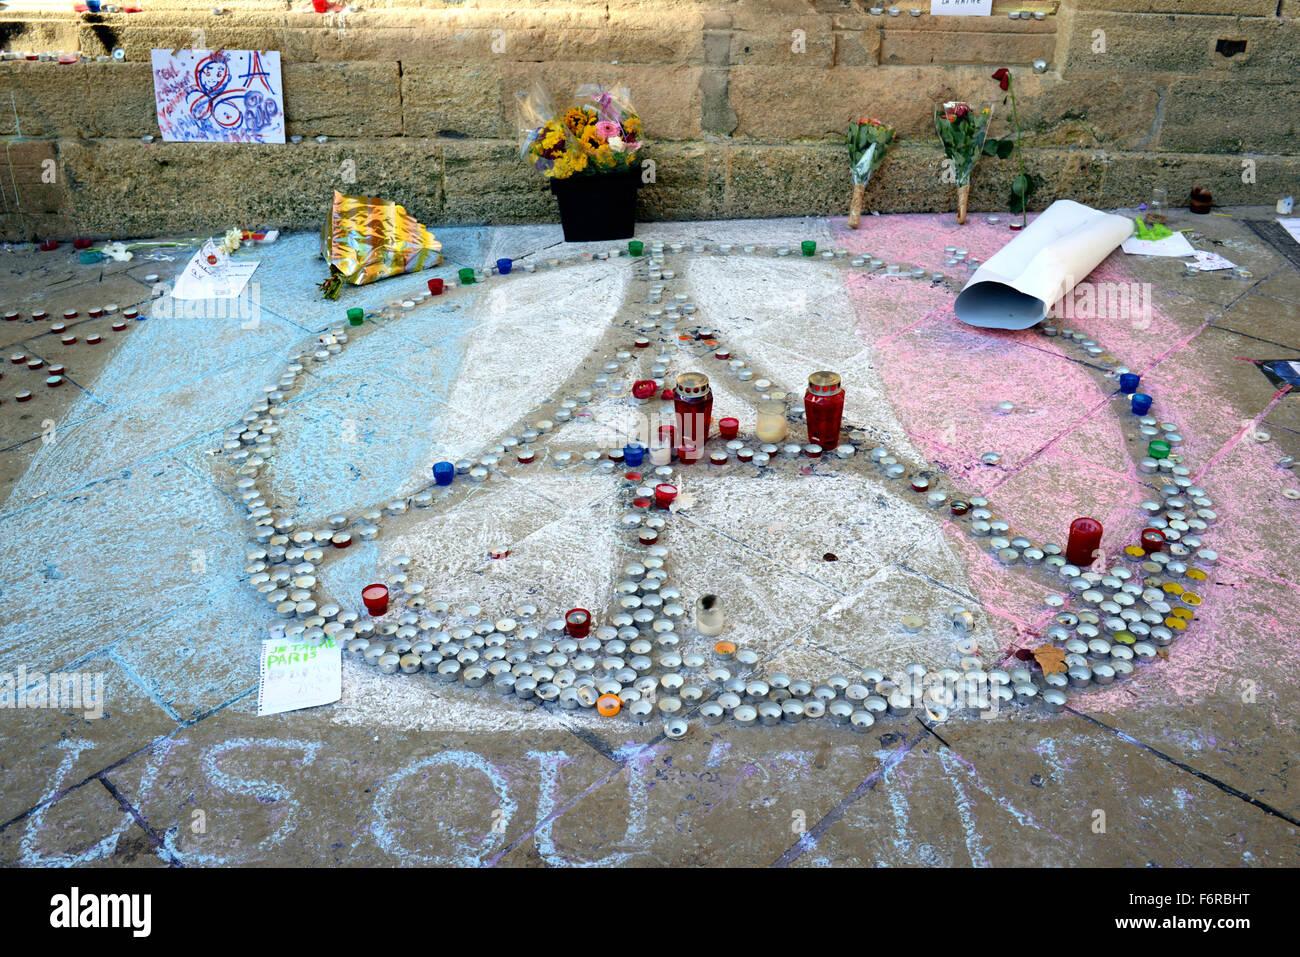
433 461 455 486
623 443 646 467
1131 393 1153 416
496 258 513 275
1119 373 1140 394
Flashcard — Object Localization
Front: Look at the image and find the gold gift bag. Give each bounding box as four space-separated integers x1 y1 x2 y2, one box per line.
319 190 443 299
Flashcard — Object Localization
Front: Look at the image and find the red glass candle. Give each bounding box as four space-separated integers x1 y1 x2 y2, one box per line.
719 417 739 440
804 371 845 448
674 372 713 447
654 483 678 509
362 583 390 616
677 443 702 465
428 278 444 295
657 424 676 449
1140 527 1166 553
1065 517 1104 567
565 608 592 638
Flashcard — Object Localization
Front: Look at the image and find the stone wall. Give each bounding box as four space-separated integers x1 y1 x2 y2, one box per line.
0 0 1297 239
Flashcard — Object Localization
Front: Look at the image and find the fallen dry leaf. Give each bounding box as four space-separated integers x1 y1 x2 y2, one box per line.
1032 643 1069 675
1156 647 1170 660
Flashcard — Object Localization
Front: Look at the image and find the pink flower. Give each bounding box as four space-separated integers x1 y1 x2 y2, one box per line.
595 120 621 141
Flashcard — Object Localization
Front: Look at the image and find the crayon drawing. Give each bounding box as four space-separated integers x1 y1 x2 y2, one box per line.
151 49 286 144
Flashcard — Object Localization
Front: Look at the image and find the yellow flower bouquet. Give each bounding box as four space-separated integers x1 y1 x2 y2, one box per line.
517 83 644 179
516 83 647 241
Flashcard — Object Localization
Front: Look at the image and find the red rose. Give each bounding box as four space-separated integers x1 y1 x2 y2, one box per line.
992 67 1010 91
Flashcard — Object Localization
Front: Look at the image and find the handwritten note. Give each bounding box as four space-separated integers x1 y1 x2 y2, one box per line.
152 49 286 143
171 239 259 300
930 0 994 15
257 636 341 717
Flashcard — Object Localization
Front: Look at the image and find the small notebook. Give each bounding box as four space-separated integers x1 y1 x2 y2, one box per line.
257 635 341 717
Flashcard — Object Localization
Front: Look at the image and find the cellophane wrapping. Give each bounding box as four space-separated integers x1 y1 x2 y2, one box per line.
319 190 443 299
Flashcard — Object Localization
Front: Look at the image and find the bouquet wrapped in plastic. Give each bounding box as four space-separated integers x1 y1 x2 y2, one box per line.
934 102 995 224
517 82 644 179
318 190 443 300
845 117 895 229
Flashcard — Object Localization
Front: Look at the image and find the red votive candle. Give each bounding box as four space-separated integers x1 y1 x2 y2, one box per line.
678 443 702 465
654 483 678 509
1065 517 1104 567
719 417 739 440
362 583 390 616
428 277 444 295
565 608 592 638
1140 527 1166 553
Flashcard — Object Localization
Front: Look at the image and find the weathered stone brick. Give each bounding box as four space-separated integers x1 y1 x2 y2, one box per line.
1159 78 1300 155
880 29 1055 65
55 137 444 236
1063 12 1300 78
639 142 726 221
283 62 404 138
402 63 506 139
1075 0 1277 14
442 138 550 224
730 17 837 69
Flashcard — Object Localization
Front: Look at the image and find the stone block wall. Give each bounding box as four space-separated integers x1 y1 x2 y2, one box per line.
0 0 1296 239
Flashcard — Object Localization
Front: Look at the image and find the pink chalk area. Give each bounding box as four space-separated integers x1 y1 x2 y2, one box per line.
832 212 1300 709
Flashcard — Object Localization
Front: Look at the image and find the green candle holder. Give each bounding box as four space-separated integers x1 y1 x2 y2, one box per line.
801 240 817 257
346 307 364 326
1149 439 1171 459
458 267 475 285
628 240 644 256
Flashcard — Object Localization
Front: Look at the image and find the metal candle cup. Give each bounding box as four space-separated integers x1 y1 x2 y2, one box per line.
362 583 390 616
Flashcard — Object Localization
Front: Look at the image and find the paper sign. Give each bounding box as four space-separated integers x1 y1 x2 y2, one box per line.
1277 217 1300 247
152 49 285 143
1189 249 1237 272
930 0 994 15
257 635 341 717
171 239 259 300
1121 231 1196 258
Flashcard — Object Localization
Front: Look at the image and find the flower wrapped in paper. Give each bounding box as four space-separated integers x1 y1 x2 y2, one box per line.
845 117 895 229
318 190 443 300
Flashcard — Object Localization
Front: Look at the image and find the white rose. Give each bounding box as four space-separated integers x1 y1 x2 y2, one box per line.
608 136 625 153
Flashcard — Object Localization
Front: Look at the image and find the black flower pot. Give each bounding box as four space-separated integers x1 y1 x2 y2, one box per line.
549 169 641 242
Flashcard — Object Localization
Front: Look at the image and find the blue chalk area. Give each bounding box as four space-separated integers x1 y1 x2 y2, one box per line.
271 363 469 524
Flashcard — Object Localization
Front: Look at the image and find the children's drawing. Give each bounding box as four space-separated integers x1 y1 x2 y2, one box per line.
151 49 286 144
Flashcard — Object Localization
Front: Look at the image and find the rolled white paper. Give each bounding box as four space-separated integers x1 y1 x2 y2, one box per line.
954 200 1134 330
